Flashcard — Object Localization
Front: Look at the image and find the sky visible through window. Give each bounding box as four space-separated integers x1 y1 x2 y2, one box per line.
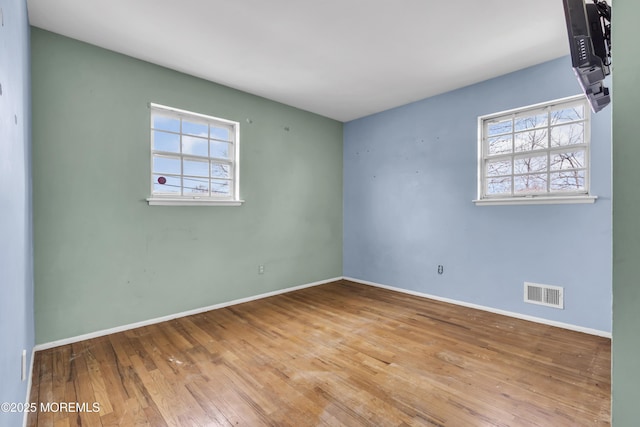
151 113 234 197
483 102 588 197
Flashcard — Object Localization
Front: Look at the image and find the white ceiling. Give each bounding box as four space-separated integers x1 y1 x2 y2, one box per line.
27 0 570 122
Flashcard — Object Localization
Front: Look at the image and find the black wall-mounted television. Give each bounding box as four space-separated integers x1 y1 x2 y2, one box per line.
562 0 611 112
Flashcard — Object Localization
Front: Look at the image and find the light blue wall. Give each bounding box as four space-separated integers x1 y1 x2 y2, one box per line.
344 56 612 333
0 0 34 425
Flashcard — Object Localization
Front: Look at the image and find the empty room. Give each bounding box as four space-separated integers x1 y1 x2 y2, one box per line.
2 0 639 426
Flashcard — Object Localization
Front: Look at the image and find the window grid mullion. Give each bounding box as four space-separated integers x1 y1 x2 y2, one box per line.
486 143 588 162
511 115 515 196
150 103 240 202
479 95 589 199
208 124 212 197
548 117 587 129
547 108 551 193
180 118 184 196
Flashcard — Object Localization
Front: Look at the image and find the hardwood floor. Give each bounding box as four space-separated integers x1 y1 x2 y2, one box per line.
27 280 611 426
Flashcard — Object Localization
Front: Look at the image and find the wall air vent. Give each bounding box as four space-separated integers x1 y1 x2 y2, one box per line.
524 282 564 309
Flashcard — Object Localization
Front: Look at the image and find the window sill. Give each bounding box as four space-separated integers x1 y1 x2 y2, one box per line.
147 197 244 206
473 195 597 206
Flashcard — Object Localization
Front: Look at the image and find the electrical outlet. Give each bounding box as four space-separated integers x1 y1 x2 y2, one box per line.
258 264 265 275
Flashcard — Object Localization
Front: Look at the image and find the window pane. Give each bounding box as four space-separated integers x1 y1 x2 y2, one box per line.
183 158 209 177
211 141 231 159
182 120 208 137
211 126 231 142
514 113 548 131
514 129 547 152
514 174 547 194
480 97 589 201
550 150 585 171
211 179 231 196
183 176 209 195
487 119 512 136
486 159 511 177
153 130 180 153
182 135 208 157
487 177 511 195
153 156 180 174
514 156 547 174
550 171 586 191
488 135 512 156
153 174 180 194
152 114 180 132
150 106 239 202
211 163 231 179
550 123 584 147
551 105 584 124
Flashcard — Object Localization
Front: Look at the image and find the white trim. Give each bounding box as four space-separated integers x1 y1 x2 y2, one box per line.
473 195 597 206
33 277 341 351
146 197 244 206
149 102 238 126
479 94 587 121
477 94 593 202
149 102 242 204
33 274 611 351
22 347 35 427
342 276 611 338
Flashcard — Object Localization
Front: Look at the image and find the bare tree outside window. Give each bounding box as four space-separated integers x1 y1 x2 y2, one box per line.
478 96 590 202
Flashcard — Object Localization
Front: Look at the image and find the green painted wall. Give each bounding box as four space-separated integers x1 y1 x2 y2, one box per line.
612 0 640 424
31 28 343 344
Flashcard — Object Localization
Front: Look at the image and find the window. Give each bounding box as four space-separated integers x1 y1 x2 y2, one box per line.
147 103 243 206
475 95 596 205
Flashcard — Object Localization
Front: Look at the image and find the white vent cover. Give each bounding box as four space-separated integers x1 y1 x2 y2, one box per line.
524 282 564 309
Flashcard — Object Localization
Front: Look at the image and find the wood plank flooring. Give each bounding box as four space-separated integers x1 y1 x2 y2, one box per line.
27 280 611 426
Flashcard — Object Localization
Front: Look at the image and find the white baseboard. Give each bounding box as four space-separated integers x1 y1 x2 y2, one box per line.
22 346 35 427
33 274 611 352
34 277 341 351
343 276 612 339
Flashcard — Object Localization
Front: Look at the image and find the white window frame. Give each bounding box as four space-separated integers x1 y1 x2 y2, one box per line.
474 95 597 206
146 103 243 206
